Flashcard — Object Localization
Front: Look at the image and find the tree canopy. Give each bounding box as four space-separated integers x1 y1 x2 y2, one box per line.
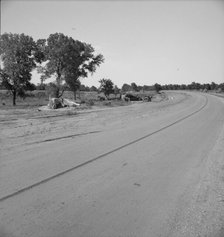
0 33 41 105
99 78 114 98
154 83 162 93
131 82 138 91
38 33 104 98
121 83 132 92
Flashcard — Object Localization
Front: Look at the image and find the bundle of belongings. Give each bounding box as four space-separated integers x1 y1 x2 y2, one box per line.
48 98 80 109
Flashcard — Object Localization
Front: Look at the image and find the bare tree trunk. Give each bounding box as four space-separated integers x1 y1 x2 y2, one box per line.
13 90 16 106
55 87 60 98
56 73 63 98
58 87 65 98
74 91 76 100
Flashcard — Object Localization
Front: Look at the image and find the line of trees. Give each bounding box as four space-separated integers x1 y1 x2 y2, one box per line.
0 32 104 105
121 82 224 93
160 81 224 92
1 33 223 105
3 80 222 94
121 83 154 92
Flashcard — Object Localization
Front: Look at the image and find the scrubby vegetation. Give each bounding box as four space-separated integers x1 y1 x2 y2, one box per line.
1 32 223 108
0 89 159 109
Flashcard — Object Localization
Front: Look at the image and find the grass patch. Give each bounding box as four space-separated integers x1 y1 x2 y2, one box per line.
0 89 160 111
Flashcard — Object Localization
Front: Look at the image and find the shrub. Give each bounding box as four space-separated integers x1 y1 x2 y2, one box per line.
103 101 112 106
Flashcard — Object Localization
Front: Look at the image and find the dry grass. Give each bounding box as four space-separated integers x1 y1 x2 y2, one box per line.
0 90 158 110
0 90 49 109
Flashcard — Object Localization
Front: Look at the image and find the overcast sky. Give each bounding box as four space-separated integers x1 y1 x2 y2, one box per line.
1 0 224 87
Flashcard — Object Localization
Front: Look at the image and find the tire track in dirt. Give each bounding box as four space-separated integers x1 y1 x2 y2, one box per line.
25 131 101 145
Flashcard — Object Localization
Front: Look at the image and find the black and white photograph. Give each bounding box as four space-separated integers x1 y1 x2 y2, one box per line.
1 0 224 236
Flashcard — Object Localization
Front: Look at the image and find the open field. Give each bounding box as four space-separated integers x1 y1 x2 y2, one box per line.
1 91 224 237
0 89 164 123
0 90 168 154
0 89 160 109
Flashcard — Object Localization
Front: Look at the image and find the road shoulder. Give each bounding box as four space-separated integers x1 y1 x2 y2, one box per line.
171 115 224 237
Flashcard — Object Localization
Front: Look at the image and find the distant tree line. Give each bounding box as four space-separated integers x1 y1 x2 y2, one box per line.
121 83 154 92
120 81 224 93
160 81 224 92
1 80 223 94
1 32 223 106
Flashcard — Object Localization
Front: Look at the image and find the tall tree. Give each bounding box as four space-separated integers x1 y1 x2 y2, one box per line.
131 82 138 92
38 33 104 98
90 85 98 92
0 33 41 105
99 78 114 99
154 83 162 93
121 83 131 92
210 82 218 91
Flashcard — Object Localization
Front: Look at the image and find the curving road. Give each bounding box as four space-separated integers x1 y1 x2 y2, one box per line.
1 92 224 237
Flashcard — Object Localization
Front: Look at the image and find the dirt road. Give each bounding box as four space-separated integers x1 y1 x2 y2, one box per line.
1 92 224 237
